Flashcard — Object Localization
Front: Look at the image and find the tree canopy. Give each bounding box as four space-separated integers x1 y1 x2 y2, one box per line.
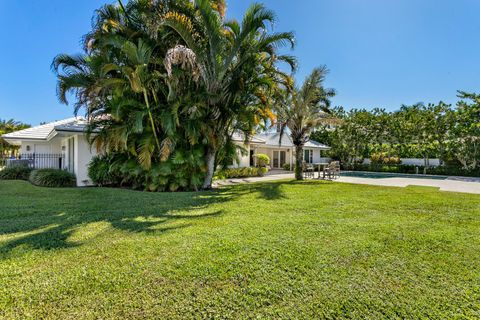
53 0 295 190
312 94 480 171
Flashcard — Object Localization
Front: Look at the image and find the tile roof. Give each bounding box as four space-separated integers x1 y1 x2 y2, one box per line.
253 132 330 149
231 132 266 144
3 117 330 150
2 117 85 140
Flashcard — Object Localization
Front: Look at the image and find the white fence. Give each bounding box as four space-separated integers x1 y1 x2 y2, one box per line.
363 158 441 167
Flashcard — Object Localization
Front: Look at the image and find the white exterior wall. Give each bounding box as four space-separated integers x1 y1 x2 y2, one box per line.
252 146 295 169
237 145 251 168
234 144 328 169
311 148 322 164
294 148 328 164
363 158 441 166
73 134 97 186
18 135 96 186
401 158 440 166
20 139 62 154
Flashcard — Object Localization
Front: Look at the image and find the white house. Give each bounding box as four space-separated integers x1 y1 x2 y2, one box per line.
2 117 330 186
2 117 96 186
231 132 330 169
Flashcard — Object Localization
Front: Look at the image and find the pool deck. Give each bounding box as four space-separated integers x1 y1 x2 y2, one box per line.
214 171 480 194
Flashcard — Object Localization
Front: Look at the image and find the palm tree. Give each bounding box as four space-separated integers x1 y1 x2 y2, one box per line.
53 3 170 170
52 0 294 191
162 0 296 188
277 66 336 180
0 119 30 156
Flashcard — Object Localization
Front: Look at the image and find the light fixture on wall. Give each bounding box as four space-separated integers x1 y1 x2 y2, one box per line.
26 145 31 152
62 146 66 151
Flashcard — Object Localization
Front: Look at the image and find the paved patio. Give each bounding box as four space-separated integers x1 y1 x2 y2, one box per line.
214 171 480 194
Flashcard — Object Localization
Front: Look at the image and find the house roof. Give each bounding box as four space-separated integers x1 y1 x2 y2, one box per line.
2 117 85 141
3 117 330 149
253 132 330 149
54 119 89 133
231 132 266 144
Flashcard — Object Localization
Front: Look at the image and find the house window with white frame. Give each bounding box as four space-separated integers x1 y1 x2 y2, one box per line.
303 149 313 164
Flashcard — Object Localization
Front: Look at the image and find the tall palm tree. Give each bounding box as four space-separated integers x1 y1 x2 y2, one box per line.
277 66 336 180
52 0 294 191
162 0 296 188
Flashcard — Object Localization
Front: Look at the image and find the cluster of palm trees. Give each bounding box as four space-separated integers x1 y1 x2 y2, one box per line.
53 0 334 190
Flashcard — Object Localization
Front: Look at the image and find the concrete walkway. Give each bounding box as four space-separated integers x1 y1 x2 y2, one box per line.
214 172 480 194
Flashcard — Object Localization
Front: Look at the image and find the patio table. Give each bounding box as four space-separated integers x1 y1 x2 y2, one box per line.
314 162 330 179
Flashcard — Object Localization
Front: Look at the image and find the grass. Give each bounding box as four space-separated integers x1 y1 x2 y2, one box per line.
0 180 479 319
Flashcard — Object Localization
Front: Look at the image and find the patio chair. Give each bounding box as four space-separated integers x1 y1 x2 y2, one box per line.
302 162 315 179
322 162 333 180
331 161 341 179
323 161 340 180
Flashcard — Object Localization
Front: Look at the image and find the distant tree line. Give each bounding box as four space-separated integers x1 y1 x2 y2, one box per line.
311 91 480 171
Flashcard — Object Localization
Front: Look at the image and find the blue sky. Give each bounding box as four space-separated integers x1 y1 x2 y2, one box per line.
1 0 479 125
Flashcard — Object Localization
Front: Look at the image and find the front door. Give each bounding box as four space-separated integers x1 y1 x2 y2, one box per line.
272 150 286 169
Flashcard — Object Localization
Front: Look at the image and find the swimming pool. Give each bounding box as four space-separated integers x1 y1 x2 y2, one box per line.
341 171 448 180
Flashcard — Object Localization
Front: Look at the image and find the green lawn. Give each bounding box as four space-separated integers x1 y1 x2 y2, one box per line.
1 180 479 319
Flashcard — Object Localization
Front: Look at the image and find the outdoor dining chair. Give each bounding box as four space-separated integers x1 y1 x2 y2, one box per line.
302 162 315 179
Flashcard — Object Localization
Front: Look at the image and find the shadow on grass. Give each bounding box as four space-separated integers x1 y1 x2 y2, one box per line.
0 182 252 256
0 179 331 255
237 179 332 201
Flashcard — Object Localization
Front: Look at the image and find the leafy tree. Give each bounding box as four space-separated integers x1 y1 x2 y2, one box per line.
314 107 371 168
451 92 480 170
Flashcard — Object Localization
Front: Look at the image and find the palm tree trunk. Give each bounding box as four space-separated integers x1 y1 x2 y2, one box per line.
295 145 303 180
202 147 216 189
143 89 162 153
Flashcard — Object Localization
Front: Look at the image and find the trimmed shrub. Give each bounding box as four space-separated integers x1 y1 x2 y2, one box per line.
29 169 76 187
214 167 268 180
350 163 480 177
0 166 32 180
253 154 270 167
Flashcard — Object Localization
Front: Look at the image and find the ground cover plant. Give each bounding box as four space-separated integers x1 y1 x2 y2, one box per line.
0 180 479 318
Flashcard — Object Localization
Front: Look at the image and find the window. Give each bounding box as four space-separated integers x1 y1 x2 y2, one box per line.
273 150 286 168
304 149 313 164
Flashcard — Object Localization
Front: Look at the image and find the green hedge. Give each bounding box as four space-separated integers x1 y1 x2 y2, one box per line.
214 167 268 180
29 169 76 187
349 164 480 177
0 166 32 180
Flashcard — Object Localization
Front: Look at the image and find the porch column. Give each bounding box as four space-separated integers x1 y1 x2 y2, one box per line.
290 148 293 171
